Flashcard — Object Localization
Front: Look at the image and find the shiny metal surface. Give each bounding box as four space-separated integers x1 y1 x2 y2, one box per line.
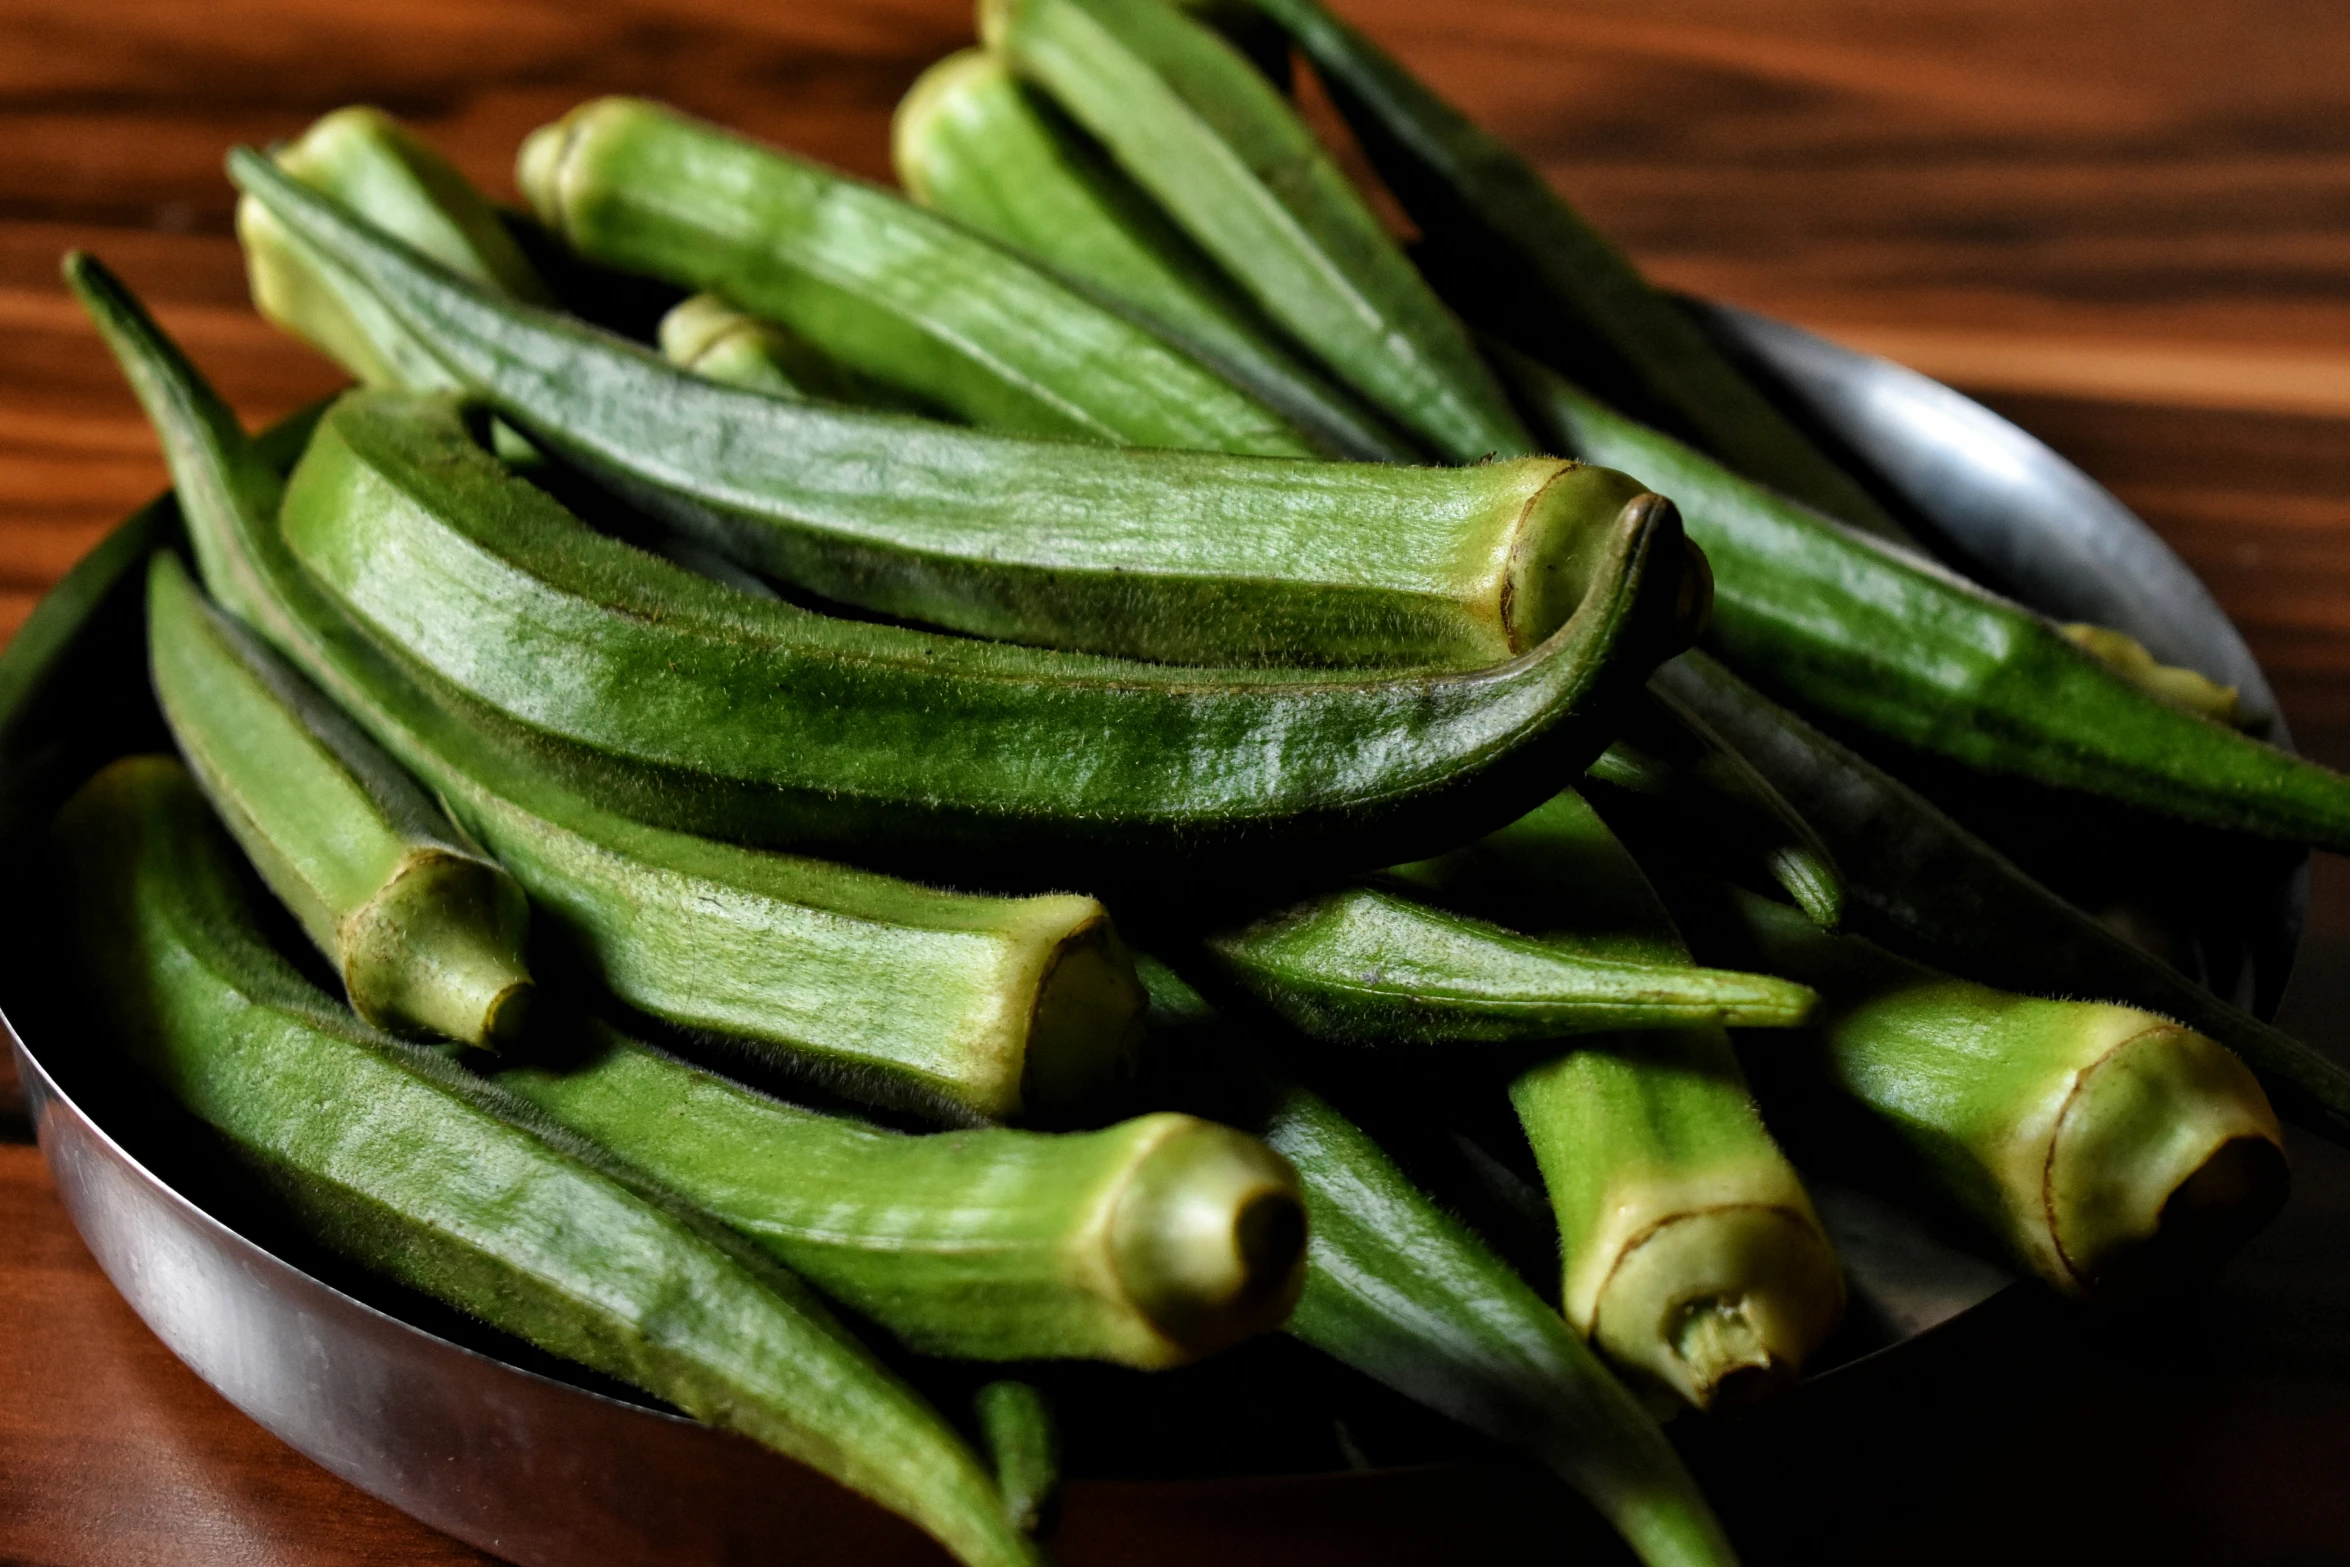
1 313 2297 1561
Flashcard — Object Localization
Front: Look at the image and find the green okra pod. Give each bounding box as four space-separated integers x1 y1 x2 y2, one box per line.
1194 882 1818 1045
496 1026 1307 1366
235 147 1681 677
1392 792 1843 1410
148 551 532 1048
1585 686 1845 929
519 96 1312 458
656 292 931 412
54 757 1042 1567
1677 881 2288 1303
238 106 552 389
980 0 1531 463
893 48 1413 462
1139 961 1738 1567
1655 648 2350 1149
973 1381 1060 1536
1239 0 1913 545
267 384 1698 877
1499 347 2350 854
70 250 1149 1129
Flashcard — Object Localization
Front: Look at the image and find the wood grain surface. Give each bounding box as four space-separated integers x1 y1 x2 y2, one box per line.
3 1 2348 1563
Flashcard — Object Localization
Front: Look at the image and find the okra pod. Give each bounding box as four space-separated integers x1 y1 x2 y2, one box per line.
266 384 1698 876
1500 348 2350 853
238 106 551 389
71 251 1148 1129
981 0 1531 462
657 292 930 412
1140 960 1738 1567
148 551 532 1048
1240 0 1913 545
893 48 1414 462
518 96 1313 457
54 757 1042 1567
973 1381 1060 1535
1194 883 1819 1045
1585 687 1845 929
1680 881 2287 1302
236 148 1682 677
496 1025 1307 1366
1656 648 2350 1148
1393 792 1844 1409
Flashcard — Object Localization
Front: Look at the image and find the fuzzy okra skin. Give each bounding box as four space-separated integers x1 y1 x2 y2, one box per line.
657 293 932 413
238 106 553 389
1499 348 2350 853
237 146 1669 676
1656 649 2350 1150
496 1026 1307 1367
69 250 1148 1129
1685 883 2287 1302
56 759 1043 1567
893 49 1415 463
1195 883 1818 1045
270 385 1699 876
973 1381 1059 1536
980 0 1531 464
518 96 1312 458
1138 961 1738 1567
1586 686 1846 930
1239 0 1912 546
148 551 532 1048
1393 792 1844 1411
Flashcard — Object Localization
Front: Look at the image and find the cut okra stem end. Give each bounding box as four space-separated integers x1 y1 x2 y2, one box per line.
1110 1121 1309 1357
2047 1020 2287 1302
341 849 535 1049
1020 917 1148 1125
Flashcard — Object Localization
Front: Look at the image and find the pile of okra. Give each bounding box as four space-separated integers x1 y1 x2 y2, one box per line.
32 1 2350 1563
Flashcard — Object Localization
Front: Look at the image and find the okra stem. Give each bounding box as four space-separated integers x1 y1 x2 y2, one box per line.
1682 882 2288 1301
149 552 533 1047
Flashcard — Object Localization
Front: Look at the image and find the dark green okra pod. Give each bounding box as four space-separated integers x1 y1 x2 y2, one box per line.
1140 961 1738 1567
149 551 533 1047
496 1027 1306 1367
71 251 1149 1130
1655 648 2350 1148
973 1381 1060 1536
1499 348 2350 854
54 757 1042 1567
1391 792 1844 1409
981 0 1531 463
519 96 1313 458
233 151 1696 683
1236 0 1912 545
893 48 1413 462
1195 882 1818 1045
1676 881 2287 1302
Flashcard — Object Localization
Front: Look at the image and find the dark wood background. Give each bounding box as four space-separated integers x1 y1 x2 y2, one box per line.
4 0 2350 1561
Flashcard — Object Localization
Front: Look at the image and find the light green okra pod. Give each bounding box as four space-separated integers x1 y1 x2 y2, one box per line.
1391 792 1843 1411
55 757 1041 1567
973 1382 1060 1536
496 1026 1308 1367
1196 882 1819 1045
894 48 1413 462
238 105 552 389
1138 960 1738 1567
235 150 1693 681
70 250 1148 1130
656 292 931 413
148 551 532 1048
1684 883 2288 1303
980 0 1530 463
519 95 1313 457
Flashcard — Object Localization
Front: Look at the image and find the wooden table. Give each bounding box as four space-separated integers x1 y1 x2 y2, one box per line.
4 1 2349 1561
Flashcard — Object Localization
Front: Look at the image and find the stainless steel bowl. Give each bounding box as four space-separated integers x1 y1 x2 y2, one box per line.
1 312 2300 1565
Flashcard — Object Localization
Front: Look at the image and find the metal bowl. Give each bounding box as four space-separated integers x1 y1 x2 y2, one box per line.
0 312 2301 1565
